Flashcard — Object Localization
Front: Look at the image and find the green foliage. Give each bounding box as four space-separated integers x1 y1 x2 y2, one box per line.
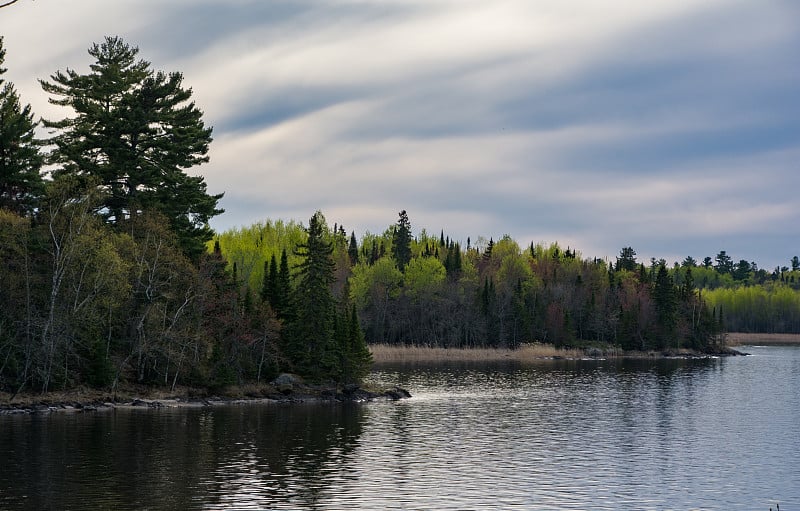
392 210 412 271
616 246 637 272
286 212 338 378
40 36 222 259
404 256 446 301
213 219 306 292
704 284 800 333
0 37 43 216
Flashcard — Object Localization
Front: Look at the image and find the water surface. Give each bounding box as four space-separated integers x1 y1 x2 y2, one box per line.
1 345 797 510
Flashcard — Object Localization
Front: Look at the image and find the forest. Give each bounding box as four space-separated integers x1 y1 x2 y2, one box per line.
1 36 797 394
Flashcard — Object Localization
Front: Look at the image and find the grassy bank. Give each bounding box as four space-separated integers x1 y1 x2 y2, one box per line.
726 332 800 346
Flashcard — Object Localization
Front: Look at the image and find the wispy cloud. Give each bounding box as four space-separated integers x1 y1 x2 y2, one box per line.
2 0 798 267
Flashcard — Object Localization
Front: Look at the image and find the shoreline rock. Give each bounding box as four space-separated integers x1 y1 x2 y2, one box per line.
0 378 412 415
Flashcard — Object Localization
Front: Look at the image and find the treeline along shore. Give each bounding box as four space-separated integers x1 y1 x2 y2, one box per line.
2 35 798 400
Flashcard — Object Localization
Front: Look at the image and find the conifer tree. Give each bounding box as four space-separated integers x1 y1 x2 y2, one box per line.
0 37 44 215
652 263 677 348
345 304 372 382
287 212 338 378
392 210 412 271
40 36 222 259
348 231 359 265
275 248 293 321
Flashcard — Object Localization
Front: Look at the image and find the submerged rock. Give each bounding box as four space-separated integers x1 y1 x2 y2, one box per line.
383 387 412 400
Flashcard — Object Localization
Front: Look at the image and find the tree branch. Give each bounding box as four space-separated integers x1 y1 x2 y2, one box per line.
0 0 23 8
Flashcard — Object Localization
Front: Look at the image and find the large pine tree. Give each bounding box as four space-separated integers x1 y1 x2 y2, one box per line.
40 36 222 258
0 37 43 215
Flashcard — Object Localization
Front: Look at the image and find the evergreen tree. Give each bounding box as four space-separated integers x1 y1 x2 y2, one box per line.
652 263 676 348
287 212 338 378
0 37 44 215
261 254 278 306
483 238 494 263
616 246 637 272
348 231 359 265
345 304 372 382
714 251 734 274
40 36 223 259
392 210 412 271
274 248 293 321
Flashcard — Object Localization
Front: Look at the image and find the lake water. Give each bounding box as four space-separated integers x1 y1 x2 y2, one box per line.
1 345 798 510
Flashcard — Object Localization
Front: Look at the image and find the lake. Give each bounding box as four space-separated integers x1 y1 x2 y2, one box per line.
1 345 798 510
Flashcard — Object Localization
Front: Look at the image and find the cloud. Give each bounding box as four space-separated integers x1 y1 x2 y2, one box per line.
1 0 798 269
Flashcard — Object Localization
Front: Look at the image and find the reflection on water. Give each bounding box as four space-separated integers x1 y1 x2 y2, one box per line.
1 346 798 510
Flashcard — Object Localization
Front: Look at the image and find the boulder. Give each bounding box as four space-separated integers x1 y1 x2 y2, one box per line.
272 373 304 394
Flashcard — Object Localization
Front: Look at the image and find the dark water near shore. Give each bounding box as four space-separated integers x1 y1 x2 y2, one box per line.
1 346 798 510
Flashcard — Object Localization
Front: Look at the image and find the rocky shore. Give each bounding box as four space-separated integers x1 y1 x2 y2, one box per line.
0 374 412 415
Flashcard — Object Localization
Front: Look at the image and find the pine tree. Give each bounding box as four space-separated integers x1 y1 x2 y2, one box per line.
0 37 44 215
616 246 637 272
40 36 222 259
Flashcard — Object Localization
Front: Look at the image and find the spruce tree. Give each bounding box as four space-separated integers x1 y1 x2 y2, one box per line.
0 37 44 215
348 231 359 265
275 248 293 321
652 263 677 348
346 304 372 382
288 212 338 378
392 210 412 271
261 255 279 306
40 36 222 259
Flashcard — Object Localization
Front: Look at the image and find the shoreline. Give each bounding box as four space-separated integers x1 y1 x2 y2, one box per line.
724 332 800 346
5 333 793 413
369 342 744 365
0 380 412 415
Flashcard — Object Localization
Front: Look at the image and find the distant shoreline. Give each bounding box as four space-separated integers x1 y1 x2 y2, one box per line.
369 342 743 365
725 332 800 346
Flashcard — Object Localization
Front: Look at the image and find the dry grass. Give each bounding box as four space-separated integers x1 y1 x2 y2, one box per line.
369 343 588 364
0 384 211 407
726 332 800 346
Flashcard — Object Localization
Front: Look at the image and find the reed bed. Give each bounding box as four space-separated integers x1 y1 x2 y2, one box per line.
726 332 800 346
369 343 587 364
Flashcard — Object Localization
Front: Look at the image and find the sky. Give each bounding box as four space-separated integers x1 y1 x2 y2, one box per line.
2 0 799 269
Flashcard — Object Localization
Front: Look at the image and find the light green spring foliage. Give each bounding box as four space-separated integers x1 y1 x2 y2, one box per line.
211 219 307 291
404 256 446 300
703 283 800 332
349 256 403 308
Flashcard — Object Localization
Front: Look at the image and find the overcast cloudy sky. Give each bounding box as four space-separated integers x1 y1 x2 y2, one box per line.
2 0 798 268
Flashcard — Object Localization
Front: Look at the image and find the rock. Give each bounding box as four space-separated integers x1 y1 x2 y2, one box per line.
384 387 412 400
273 373 304 395
342 383 361 395
273 373 303 386
585 347 603 358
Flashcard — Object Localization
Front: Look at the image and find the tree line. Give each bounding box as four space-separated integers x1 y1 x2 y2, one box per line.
217 212 732 353
2 36 795 394
0 37 369 394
